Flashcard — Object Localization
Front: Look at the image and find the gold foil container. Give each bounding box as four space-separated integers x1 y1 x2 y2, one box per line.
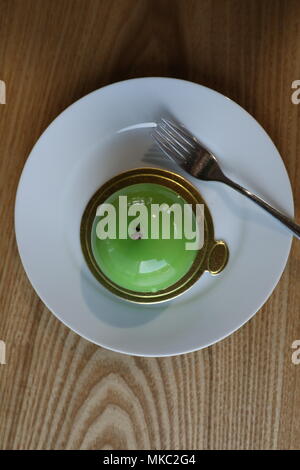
80 167 228 303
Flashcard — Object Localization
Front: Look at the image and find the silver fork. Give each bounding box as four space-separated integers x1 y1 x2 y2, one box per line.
152 118 300 239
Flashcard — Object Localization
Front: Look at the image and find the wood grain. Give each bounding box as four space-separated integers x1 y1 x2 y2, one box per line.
0 0 300 450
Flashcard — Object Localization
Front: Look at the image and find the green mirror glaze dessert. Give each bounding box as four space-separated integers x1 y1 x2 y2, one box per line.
81 168 228 303
91 183 198 293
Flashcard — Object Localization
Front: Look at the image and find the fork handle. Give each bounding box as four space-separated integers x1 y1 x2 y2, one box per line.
221 176 300 239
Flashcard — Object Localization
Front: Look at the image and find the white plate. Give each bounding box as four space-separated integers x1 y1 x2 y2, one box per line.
15 78 294 357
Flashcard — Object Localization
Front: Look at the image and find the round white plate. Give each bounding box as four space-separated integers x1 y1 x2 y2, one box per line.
15 78 294 357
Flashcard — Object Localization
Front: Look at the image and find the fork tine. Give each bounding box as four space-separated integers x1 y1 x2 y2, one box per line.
157 123 192 156
154 128 187 161
152 133 178 164
152 132 186 165
161 118 197 149
155 126 190 158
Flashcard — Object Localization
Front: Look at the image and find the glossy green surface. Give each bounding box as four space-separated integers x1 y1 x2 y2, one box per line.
91 183 198 293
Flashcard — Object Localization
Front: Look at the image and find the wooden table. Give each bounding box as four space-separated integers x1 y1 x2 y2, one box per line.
0 0 299 450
